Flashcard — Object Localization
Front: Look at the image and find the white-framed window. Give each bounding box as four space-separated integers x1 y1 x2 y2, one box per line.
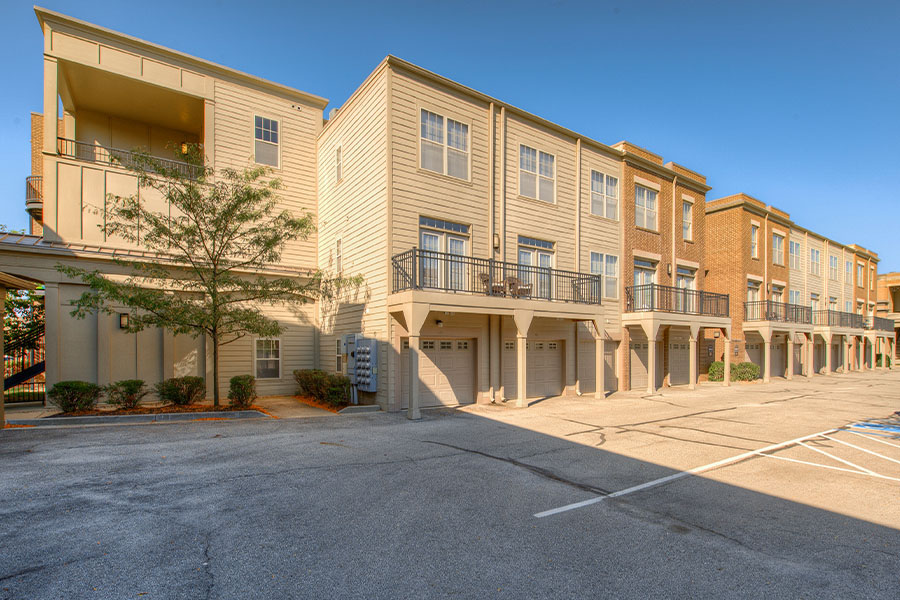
771 285 784 303
747 280 761 303
589 251 619 299
519 145 555 202
335 145 343 183
590 170 618 219
772 234 784 265
750 225 759 259
809 249 821 275
828 255 839 280
845 260 851 283
255 338 281 379
635 185 658 231
857 263 864 286
845 300 852 313
789 289 801 305
870 265 875 290
335 238 342 273
254 115 279 167
518 235 554 298
682 200 693 241
335 339 343 374
420 109 469 180
789 240 801 270
419 216 469 290
810 293 820 312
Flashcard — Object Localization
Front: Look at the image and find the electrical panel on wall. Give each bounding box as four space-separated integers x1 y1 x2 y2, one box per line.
354 337 378 393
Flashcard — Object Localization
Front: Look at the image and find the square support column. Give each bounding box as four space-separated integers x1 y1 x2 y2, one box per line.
842 337 850 374
806 335 814 378
646 337 658 394
513 310 534 408
824 334 832 375
786 334 794 380
689 336 698 390
869 337 876 371
489 315 500 401
723 337 732 386
0 285 5 426
595 336 606 399
763 340 772 383
407 335 422 420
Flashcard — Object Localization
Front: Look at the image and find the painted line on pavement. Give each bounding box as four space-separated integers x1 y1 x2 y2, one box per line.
846 429 900 449
821 434 900 466
534 428 839 518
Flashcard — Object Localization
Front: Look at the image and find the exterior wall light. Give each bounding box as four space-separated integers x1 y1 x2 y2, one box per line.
119 313 130 329
435 319 443 328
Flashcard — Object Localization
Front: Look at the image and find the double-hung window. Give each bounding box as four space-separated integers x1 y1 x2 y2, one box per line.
589 251 619 299
828 255 839 280
857 263 864 286
419 216 469 290
420 109 469 180
519 145 555 202
789 240 801 270
635 185 658 230
772 234 784 265
590 171 619 219
870 266 875 290
254 116 279 167
845 260 851 283
789 290 801 305
255 338 281 379
750 225 759 259
682 200 693 241
845 300 852 313
809 249 821 275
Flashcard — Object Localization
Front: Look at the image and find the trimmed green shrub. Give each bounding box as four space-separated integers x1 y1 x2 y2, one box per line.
47 380 103 413
154 376 206 406
228 375 257 408
707 361 761 382
294 369 350 408
105 379 150 409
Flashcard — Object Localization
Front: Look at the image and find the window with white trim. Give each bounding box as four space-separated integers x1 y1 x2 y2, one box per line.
335 145 342 183
809 248 821 275
857 263 864 286
519 145 555 202
590 170 618 219
335 339 343 373
845 300 852 313
810 292 820 311
845 260 851 283
255 338 281 379
682 200 693 241
420 109 469 180
789 290 801 305
590 251 619 299
828 255 839 280
634 185 658 231
254 116 279 167
789 240 801 270
750 225 759 259
773 234 784 265
870 265 875 290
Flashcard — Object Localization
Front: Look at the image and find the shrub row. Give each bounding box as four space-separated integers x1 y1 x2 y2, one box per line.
707 361 761 382
47 375 257 413
293 369 350 407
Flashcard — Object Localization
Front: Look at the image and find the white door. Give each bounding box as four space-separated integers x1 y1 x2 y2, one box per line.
503 340 563 399
518 248 553 299
420 230 467 290
668 331 690 386
420 231 442 288
633 263 655 310
401 338 475 408
675 268 695 313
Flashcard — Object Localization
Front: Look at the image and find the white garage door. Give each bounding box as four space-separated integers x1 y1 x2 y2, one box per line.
771 342 785 378
629 335 649 390
576 340 618 394
401 338 475 409
503 340 564 399
668 332 690 386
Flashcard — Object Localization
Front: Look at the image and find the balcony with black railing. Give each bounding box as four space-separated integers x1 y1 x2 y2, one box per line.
866 315 894 332
744 300 812 325
625 284 729 318
812 309 864 329
57 138 201 179
25 175 42 217
391 248 602 305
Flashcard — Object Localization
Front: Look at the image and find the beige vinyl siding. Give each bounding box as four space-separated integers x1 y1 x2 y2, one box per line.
213 78 322 269
806 235 825 303
389 68 491 259
316 67 389 400
789 229 806 298
503 113 577 271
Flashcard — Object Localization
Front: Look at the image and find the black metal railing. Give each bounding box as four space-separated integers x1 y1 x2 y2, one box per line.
25 175 42 203
812 309 865 329
391 248 602 305
744 300 812 324
867 315 894 332
57 137 201 179
625 283 729 317
4 326 45 404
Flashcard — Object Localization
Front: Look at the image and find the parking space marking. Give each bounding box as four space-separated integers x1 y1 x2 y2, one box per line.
846 429 900 449
534 428 839 518
821 434 900 466
797 441 879 476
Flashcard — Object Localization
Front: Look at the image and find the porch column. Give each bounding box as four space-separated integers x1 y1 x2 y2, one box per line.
842 336 850 374
824 334 833 374
723 336 732 386
763 339 772 383
869 337 876 371
592 318 606 398
786 334 794 380
861 338 867 371
880 338 887 370
514 310 534 408
43 57 58 155
647 336 658 394
0 285 5 426
688 325 700 390
489 315 500 401
403 304 430 421
806 334 814 378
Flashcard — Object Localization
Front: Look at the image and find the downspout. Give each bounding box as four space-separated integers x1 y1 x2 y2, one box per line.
764 213 769 298
671 175 678 285
499 106 507 262
488 102 495 258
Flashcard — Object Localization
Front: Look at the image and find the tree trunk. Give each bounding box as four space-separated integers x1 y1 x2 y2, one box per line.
212 334 220 407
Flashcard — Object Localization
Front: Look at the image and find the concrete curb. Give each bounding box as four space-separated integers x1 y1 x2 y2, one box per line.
8 410 270 427
338 405 381 415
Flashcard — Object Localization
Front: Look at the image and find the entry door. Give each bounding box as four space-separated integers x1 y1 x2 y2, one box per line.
518 248 552 299
421 230 467 290
675 268 695 313
633 266 655 310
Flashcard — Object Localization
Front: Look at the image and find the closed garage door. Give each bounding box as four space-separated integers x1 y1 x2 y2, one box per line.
401 339 475 409
576 340 618 394
668 331 690 386
503 340 563 399
746 341 763 375
771 342 785 378
630 335 649 390
793 343 803 375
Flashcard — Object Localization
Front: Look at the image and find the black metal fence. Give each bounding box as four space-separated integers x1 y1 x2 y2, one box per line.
867 315 894 332
25 175 42 203
744 300 812 324
57 137 200 179
4 326 45 404
812 309 865 329
391 248 602 305
625 283 729 317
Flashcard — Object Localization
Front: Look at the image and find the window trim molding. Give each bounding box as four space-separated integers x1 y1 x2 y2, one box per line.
252 113 282 169
634 184 659 232
253 337 283 380
589 250 619 300
682 198 694 242
518 143 557 204
589 168 619 221
417 105 473 182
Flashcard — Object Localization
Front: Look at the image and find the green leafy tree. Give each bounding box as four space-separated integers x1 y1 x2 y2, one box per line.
58 145 360 405
1 225 44 344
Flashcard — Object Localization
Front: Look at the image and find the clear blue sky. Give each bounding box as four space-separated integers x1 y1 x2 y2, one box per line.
1 1 898 269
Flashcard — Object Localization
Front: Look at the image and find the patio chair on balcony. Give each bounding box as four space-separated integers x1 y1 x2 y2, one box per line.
479 272 506 297
507 277 532 298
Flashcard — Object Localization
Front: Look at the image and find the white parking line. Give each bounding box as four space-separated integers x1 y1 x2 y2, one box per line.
797 441 879 475
755 451 900 482
821 434 900 466
846 429 900 449
534 428 838 518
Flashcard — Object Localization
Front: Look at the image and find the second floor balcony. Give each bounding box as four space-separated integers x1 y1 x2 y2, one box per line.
744 300 812 325
391 248 602 305
625 283 729 318
25 175 42 218
813 309 864 329
57 138 201 180
866 315 894 332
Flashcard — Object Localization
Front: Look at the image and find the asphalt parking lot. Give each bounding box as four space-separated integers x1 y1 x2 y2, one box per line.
2 370 899 599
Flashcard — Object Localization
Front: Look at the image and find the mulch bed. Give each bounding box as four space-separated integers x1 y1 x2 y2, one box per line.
45 403 271 418
293 395 346 414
